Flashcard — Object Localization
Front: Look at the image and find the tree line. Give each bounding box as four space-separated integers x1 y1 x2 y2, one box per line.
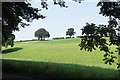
34 27 76 40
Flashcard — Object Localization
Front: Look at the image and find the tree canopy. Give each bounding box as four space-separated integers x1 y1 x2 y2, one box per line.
66 28 76 38
79 1 120 67
34 28 50 40
2 2 45 47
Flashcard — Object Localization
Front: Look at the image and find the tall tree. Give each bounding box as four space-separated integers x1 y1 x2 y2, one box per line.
66 28 76 38
34 28 50 40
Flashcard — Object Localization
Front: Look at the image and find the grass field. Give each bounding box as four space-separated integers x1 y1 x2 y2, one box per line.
2 38 119 78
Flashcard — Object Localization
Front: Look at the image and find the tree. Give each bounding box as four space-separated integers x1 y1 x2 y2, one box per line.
79 0 120 68
2 2 45 47
2 34 15 48
34 28 50 40
66 28 76 38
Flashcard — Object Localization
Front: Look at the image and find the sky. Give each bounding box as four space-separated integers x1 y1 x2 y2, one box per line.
13 0 109 41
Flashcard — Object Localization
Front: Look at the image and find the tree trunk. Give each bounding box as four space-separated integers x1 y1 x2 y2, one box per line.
38 37 40 41
40 36 42 40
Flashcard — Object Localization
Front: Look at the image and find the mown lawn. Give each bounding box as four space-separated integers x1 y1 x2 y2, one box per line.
2 38 119 78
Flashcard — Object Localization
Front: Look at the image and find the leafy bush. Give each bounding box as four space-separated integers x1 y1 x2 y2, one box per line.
53 37 64 40
76 36 81 38
66 37 71 39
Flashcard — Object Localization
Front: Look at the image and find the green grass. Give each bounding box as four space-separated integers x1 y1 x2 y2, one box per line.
2 59 119 78
2 38 119 78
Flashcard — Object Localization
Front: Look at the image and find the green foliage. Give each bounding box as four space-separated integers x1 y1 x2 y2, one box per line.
41 0 84 9
81 23 96 36
79 22 120 67
76 36 81 38
35 28 50 40
66 28 76 38
2 34 15 48
79 1 120 68
41 0 69 9
97 1 120 19
2 2 45 47
53 37 64 40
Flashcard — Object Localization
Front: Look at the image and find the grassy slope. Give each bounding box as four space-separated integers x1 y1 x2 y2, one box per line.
2 38 119 78
2 38 117 69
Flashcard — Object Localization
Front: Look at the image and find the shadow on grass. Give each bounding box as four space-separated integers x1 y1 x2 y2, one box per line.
2 59 120 79
2 48 23 54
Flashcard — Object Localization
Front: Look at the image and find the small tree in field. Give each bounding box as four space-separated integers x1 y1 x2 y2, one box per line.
66 28 76 38
35 28 50 40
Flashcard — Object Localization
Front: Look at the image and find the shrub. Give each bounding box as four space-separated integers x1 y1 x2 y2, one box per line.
59 37 64 39
31 39 38 41
66 37 71 39
53 37 64 40
76 36 81 38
